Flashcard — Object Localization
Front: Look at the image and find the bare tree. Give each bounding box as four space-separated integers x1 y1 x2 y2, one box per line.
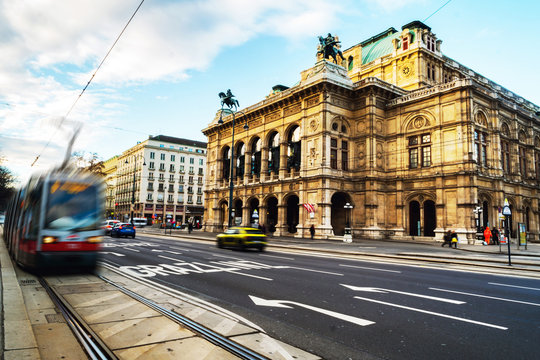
0 157 15 211
72 151 106 176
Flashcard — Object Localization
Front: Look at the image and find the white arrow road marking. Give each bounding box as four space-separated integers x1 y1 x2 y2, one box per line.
249 295 374 326
430 287 540 307
489 282 540 291
353 296 508 330
100 252 125 257
342 284 465 304
124 247 140 252
340 264 402 273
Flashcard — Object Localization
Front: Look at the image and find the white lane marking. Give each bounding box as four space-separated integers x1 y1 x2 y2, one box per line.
341 284 465 304
227 271 273 281
250 295 374 326
353 296 507 330
152 249 183 255
339 264 401 273
259 254 295 260
288 266 343 276
100 252 125 257
158 255 181 262
430 287 540 307
489 282 540 291
124 247 140 252
211 253 243 260
168 246 191 252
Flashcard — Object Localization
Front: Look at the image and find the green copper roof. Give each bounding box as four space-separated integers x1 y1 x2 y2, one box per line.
361 31 401 65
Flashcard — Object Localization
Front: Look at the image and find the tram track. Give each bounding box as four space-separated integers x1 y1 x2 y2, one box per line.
38 276 117 360
38 273 270 360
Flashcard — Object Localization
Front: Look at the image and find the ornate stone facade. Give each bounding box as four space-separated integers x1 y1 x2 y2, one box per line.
202 21 540 243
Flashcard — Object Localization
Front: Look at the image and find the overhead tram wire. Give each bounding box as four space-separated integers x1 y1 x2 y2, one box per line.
423 0 453 22
31 0 146 167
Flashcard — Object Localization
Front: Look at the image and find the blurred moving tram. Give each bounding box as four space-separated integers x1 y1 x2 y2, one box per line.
3 167 105 271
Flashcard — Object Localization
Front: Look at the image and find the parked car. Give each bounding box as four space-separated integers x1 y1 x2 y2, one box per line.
102 219 120 235
110 222 136 238
216 227 267 251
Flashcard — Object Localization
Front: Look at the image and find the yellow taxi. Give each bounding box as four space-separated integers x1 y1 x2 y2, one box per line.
216 227 267 251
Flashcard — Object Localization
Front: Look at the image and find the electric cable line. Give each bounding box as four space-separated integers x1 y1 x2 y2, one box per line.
31 0 146 167
423 0 453 22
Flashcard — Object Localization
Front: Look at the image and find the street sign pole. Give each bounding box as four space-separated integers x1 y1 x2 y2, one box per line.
502 198 512 266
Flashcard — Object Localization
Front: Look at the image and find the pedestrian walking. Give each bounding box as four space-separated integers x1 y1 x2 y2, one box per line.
188 222 193 234
483 226 492 245
442 230 452 247
450 230 459 248
491 227 500 245
310 225 315 240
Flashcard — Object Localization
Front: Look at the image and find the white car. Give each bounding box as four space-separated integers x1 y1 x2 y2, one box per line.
102 219 120 235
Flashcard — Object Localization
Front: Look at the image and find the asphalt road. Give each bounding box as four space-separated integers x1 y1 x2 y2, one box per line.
101 233 540 360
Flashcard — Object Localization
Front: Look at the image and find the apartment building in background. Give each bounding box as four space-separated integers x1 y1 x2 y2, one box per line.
111 135 207 225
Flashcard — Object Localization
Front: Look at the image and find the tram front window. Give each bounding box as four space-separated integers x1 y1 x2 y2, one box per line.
45 180 100 231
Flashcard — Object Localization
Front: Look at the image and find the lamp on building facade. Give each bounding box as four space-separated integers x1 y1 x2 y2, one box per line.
125 154 146 226
218 89 248 227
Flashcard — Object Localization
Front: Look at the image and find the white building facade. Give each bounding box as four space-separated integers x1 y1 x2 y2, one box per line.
115 135 207 225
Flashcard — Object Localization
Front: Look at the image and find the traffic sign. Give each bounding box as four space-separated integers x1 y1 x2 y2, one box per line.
502 198 511 216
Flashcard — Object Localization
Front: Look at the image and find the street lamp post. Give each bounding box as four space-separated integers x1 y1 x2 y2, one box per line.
125 155 146 226
344 202 353 243
218 89 248 227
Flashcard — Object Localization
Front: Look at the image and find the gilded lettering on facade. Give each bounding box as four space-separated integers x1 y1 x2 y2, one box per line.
284 103 302 117
266 112 281 122
305 95 319 108
330 95 350 109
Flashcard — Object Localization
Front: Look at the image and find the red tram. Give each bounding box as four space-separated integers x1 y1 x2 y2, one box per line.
3 167 104 271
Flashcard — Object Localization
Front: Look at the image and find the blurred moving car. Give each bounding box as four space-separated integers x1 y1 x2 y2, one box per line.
102 219 120 235
0 214 5 225
216 227 267 251
110 222 136 238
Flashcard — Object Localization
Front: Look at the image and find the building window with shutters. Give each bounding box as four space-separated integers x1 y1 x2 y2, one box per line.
330 138 338 169
519 147 527 176
474 130 488 167
409 134 431 169
501 141 511 174
342 140 349 171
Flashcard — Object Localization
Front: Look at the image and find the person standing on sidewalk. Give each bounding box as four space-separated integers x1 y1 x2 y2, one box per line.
483 226 492 245
442 230 452 247
310 225 315 240
491 227 500 245
450 230 459 248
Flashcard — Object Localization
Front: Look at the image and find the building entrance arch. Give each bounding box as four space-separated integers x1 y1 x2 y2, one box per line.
249 198 260 226
266 197 278 232
233 199 243 226
409 201 420 236
331 192 350 236
286 195 299 233
424 200 436 237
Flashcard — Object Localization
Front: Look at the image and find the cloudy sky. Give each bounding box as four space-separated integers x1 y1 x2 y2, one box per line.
1 0 539 184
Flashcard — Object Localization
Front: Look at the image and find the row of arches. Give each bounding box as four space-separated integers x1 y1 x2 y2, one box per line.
216 192 354 236
221 126 302 180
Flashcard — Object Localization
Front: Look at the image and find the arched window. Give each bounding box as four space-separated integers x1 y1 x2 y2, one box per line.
236 142 245 179
287 126 301 171
222 146 231 180
348 56 354 71
251 138 262 176
268 132 280 174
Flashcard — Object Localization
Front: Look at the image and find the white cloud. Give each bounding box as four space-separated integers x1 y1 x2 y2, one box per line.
0 0 344 183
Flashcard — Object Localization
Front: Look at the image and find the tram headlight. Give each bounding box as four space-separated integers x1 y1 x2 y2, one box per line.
87 236 103 243
42 236 58 244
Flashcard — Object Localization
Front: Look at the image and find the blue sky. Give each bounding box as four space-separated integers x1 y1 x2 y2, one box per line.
1 0 539 183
